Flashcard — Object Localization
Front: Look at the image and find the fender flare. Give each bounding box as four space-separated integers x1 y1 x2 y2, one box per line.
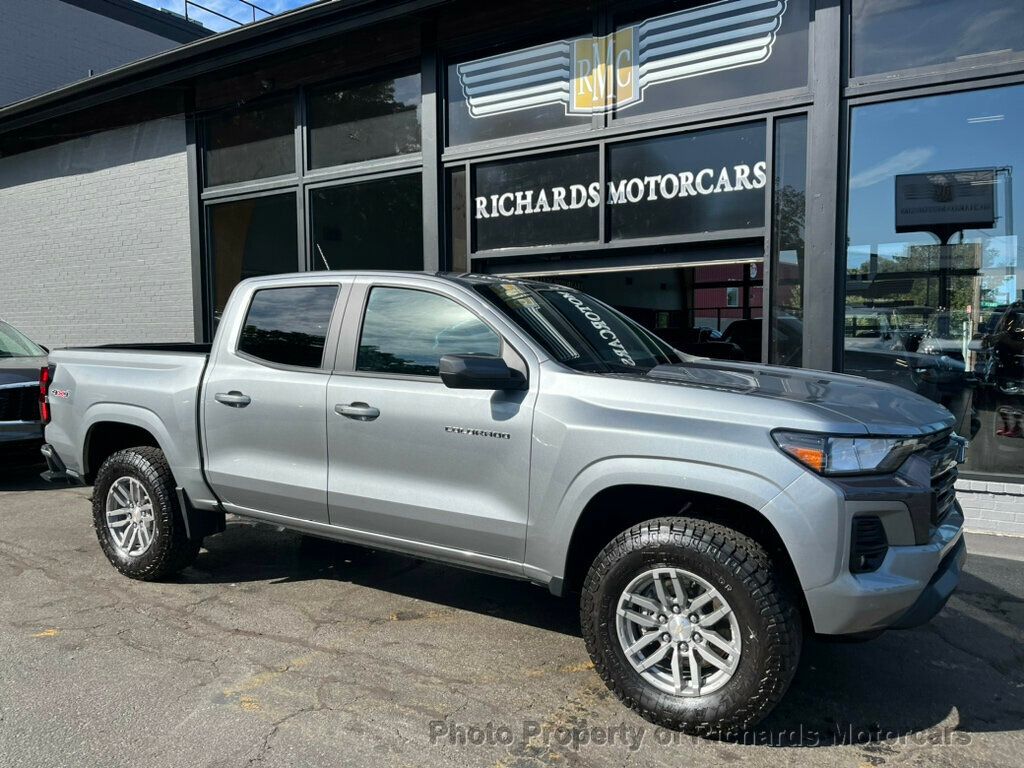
80 402 177 476
531 456 825 592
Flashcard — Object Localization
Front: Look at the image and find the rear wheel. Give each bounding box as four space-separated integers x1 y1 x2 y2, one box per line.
580 516 801 734
92 446 200 580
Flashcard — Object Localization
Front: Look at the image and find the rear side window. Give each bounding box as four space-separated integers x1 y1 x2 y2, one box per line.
357 287 501 377
238 285 339 368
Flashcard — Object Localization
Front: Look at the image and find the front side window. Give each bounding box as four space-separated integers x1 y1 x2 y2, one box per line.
356 287 501 377
844 84 1024 479
238 286 339 369
476 281 680 373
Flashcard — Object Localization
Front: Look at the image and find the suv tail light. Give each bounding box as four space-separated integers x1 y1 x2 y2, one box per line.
39 366 51 424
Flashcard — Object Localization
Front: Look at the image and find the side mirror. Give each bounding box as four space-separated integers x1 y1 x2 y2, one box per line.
439 354 526 391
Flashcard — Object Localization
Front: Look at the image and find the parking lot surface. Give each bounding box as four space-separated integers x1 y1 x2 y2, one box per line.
1 466 1023 768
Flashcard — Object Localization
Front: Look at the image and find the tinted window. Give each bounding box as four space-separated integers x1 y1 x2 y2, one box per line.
204 98 295 187
769 115 807 367
607 122 767 240
238 286 339 368
473 148 600 251
311 175 423 271
357 288 501 376
852 0 1024 78
844 85 1024 479
610 0 809 121
308 71 422 169
207 194 299 320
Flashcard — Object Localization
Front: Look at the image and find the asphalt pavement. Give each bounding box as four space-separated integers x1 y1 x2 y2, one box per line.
1 464 1023 768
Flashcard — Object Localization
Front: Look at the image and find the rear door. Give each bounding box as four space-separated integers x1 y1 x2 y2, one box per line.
202 280 349 523
325 278 538 567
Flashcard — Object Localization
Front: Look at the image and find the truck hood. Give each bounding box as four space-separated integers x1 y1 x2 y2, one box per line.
0 355 47 387
646 358 954 436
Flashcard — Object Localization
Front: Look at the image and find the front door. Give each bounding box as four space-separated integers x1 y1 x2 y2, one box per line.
326 281 536 566
202 282 345 524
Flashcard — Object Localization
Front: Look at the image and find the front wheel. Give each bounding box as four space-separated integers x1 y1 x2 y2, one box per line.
92 446 201 580
580 517 802 734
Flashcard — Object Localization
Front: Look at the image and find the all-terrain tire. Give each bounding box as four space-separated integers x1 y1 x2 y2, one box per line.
580 516 802 735
92 446 201 580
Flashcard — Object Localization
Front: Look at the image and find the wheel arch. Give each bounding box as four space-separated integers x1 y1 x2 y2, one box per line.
82 411 169 484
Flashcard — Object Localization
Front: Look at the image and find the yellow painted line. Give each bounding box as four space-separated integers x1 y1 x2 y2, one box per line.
32 629 60 638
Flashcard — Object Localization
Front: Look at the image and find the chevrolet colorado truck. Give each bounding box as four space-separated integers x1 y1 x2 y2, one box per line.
40 271 967 733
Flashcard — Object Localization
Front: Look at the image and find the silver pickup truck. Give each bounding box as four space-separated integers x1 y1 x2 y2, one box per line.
41 271 967 734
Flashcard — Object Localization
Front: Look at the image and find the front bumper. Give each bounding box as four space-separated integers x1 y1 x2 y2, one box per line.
804 504 965 636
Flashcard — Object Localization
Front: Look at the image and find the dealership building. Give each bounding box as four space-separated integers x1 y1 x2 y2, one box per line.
0 0 1022 533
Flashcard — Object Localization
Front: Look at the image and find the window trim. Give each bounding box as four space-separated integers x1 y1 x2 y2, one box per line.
233 283 345 374
338 280 526 384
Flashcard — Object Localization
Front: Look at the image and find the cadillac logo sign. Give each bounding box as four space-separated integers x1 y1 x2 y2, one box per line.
457 0 788 118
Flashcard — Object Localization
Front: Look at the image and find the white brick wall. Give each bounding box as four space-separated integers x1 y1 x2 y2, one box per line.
957 479 1024 537
0 0 186 106
0 117 195 348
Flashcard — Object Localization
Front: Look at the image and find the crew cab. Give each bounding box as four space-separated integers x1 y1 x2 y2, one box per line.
41 271 967 733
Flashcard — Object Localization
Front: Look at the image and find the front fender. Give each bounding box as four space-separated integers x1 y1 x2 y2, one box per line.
525 456 836 593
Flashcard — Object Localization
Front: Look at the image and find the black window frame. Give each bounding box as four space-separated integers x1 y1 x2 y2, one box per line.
234 283 343 373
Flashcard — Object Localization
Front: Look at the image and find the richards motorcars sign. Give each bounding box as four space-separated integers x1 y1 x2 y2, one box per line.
457 0 788 117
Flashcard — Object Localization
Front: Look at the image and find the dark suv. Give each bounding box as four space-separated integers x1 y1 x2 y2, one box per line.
0 320 47 464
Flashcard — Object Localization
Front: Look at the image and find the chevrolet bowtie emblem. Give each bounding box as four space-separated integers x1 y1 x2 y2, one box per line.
458 0 787 118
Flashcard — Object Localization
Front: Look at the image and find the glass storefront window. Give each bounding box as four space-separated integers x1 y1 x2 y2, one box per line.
844 85 1024 478
446 31 592 147
204 98 295 187
310 174 423 271
307 70 422 169
610 0 810 121
471 148 600 251
207 194 299 320
769 115 807 367
607 121 767 240
851 0 1024 79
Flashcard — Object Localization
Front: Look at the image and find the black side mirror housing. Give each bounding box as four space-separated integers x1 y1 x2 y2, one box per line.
439 354 527 391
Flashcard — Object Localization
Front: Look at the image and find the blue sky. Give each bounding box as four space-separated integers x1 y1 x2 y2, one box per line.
134 0 319 32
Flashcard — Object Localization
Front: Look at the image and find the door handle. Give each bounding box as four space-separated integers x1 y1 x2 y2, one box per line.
335 402 380 421
215 391 251 408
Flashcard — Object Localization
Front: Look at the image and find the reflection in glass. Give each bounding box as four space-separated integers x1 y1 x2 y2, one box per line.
239 286 339 368
204 98 295 187
307 71 421 168
852 0 1024 78
357 287 500 376
769 116 807 367
844 85 1024 478
310 175 423 271
207 194 298 319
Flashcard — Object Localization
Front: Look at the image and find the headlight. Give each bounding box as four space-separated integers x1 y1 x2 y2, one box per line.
772 431 923 475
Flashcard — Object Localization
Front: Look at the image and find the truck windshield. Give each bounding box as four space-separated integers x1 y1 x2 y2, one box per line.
0 321 45 358
475 281 682 373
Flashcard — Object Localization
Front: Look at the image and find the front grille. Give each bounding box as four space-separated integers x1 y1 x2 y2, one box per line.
0 383 38 422
850 516 888 573
922 431 959 528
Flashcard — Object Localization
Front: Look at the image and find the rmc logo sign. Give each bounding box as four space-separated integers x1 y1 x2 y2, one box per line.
457 0 788 117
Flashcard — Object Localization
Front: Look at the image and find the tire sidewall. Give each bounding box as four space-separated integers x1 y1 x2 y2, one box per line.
585 524 785 731
93 449 177 578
